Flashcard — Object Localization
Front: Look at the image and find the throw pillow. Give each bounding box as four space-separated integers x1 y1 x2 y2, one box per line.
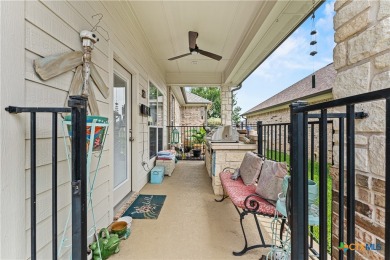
239 152 264 185
255 160 288 205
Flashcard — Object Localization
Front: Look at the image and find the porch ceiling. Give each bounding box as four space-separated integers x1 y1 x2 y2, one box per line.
111 1 322 86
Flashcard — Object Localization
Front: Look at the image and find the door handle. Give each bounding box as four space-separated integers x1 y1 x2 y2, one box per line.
129 137 135 142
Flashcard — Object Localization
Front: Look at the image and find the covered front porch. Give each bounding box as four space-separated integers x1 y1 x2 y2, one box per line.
113 160 273 259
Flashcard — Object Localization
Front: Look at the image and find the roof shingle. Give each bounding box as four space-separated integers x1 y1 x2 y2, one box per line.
185 92 212 104
242 63 335 115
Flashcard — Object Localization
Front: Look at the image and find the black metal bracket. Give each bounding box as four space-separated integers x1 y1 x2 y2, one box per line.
5 106 18 113
72 180 81 195
307 111 368 119
5 106 71 114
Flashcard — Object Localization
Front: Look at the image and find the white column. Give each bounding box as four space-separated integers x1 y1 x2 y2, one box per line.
220 85 232 126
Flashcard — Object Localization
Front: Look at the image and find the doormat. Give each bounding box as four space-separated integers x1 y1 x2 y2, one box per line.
122 194 166 219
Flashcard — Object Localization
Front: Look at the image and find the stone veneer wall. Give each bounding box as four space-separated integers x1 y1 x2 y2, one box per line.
209 147 257 195
332 1 389 259
221 85 232 126
173 95 181 126
180 106 207 126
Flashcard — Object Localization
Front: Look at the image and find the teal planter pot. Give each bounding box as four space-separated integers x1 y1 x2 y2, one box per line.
282 175 318 205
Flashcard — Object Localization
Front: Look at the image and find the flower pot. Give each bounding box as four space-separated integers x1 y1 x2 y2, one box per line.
193 149 201 157
64 115 108 152
282 175 318 205
110 221 128 238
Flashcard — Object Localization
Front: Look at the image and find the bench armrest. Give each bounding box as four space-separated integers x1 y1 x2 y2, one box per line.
222 167 236 173
243 193 276 215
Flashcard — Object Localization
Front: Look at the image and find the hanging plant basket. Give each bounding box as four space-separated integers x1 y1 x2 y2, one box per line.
64 115 109 152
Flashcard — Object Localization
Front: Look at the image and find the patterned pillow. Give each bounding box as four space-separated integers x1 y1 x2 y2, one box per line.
255 160 288 205
239 152 264 185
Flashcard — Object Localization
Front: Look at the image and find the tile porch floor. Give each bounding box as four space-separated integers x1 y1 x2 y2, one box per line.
112 160 273 259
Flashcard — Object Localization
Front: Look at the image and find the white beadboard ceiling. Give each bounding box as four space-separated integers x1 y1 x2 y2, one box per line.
110 0 322 86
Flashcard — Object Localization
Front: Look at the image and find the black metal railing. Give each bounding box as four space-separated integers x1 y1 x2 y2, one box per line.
239 121 257 130
5 95 87 260
290 88 390 259
167 125 205 160
257 120 335 255
257 122 290 163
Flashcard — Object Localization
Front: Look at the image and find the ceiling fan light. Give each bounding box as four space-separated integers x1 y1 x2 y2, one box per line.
191 51 198 55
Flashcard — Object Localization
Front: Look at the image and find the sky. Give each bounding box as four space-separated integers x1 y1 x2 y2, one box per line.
237 0 335 114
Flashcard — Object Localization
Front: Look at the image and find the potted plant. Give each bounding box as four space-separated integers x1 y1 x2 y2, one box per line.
191 127 206 157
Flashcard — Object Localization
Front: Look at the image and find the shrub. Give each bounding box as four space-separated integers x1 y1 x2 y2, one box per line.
207 117 221 126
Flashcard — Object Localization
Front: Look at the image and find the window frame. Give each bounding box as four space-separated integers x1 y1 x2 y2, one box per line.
149 81 164 158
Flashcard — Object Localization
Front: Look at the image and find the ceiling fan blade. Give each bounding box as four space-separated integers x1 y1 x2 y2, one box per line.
34 51 83 80
168 53 192 61
188 31 198 49
198 49 222 61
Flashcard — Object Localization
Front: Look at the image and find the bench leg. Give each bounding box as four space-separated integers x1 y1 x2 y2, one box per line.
233 206 273 256
214 186 228 202
233 209 249 256
214 194 228 202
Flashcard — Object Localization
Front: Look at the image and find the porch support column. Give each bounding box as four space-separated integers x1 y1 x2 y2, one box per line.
220 85 232 126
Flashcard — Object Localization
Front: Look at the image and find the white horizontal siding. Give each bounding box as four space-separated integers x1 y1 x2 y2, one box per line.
2 0 169 258
23 1 111 258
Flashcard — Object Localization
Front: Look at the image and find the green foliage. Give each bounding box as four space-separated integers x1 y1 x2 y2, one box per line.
191 127 207 144
232 104 242 125
190 87 221 118
207 117 222 126
190 87 242 124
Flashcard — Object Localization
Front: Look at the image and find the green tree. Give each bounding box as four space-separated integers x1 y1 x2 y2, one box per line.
190 87 221 118
232 93 242 125
190 87 242 125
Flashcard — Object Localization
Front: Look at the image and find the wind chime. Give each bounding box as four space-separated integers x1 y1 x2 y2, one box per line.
310 10 317 88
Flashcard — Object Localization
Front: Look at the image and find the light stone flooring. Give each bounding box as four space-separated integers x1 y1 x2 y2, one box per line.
112 160 273 260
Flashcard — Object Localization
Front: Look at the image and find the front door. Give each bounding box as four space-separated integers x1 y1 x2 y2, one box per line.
113 61 132 206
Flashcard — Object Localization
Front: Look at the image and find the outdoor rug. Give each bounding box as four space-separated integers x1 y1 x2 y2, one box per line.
122 194 166 219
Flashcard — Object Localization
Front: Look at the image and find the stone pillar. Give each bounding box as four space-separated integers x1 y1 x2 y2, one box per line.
220 85 232 125
332 1 389 259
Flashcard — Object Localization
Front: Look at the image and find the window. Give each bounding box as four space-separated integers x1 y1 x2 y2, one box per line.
171 95 175 126
149 82 164 158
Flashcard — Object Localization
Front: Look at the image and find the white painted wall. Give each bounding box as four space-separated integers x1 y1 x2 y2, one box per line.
1 1 168 259
0 2 26 259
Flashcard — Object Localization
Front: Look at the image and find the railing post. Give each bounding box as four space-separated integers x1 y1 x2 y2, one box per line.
257 121 262 155
338 117 345 259
386 98 390 260
290 101 308 259
319 109 328 259
68 96 87 260
346 104 355 260
31 112 37 260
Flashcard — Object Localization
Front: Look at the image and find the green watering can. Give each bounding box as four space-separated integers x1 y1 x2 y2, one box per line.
90 228 120 260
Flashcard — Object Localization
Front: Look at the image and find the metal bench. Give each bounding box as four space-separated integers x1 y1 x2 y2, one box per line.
216 168 285 256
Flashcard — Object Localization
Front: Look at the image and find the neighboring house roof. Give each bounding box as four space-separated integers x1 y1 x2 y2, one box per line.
184 92 212 104
242 63 335 116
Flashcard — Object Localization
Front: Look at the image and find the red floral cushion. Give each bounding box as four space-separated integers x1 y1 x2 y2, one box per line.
219 171 277 216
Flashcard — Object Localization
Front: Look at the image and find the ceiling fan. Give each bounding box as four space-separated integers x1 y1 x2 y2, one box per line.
168 31 222 61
